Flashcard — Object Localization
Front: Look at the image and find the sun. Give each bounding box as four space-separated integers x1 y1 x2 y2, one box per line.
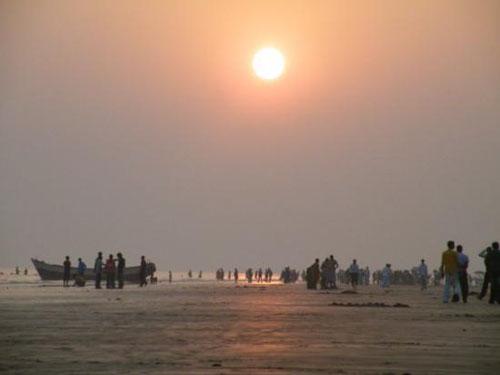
252 47 285 81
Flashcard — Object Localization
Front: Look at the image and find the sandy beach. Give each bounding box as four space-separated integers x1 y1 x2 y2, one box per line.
1 276 499 374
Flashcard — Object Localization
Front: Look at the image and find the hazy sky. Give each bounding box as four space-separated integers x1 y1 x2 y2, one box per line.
1 0 499 271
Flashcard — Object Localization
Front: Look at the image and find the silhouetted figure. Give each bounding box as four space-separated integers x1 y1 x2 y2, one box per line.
306 259 320 289
117 252 125 289
488 242 500 304
234 268 239 283
63 256 71 287
105 254 116 289
94 252 103 289
188 269 193 279
320 258 329 289
139 256 147 287
246 268 253 283
478 247 492 300
24 268 28 276
15 266 20 275
198 270 203 279
457 245 469 303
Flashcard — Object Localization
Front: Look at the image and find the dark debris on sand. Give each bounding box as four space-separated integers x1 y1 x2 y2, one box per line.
330 302 410 308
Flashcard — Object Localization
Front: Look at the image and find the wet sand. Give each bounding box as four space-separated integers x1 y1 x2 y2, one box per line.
1 281 499 374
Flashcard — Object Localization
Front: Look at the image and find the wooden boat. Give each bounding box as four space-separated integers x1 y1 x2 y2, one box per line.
31 258 156 283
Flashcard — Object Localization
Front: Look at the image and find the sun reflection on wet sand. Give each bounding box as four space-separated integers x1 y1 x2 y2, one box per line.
1 281 500 373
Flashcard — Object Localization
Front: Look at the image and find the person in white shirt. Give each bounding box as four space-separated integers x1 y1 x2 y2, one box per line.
418 259 428 290
381 264 392 288
348 260 360 290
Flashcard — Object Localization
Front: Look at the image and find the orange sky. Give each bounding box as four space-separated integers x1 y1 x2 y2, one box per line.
1 1 499 270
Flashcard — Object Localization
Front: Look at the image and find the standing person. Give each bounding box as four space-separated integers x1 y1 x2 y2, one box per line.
246 268 253 283
234 268 239 283
487 242 500 304
63 256 71 287
433 269 441 287
348 259 360 290
116 253 125 289
24 268 28 276
306 259 320 290
381 264 392 288
105 254 116 289
139 256 147 287
456 245 469 303
320 258 329 289
418 259 428 290
440 241 460 303
364 267 370 286
77 258 87 277
94 252 103 289
168 270 172 283
478 247 492 300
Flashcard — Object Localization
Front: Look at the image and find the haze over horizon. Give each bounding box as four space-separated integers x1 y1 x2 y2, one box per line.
1 1 499 272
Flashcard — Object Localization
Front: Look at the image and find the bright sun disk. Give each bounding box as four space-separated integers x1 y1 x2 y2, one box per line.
252 47 285 80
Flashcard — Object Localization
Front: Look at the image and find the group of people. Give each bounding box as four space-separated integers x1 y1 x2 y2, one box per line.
62 253 153 289
215 267 277 283
13 266 28 276
441 240 500 304
306 255 341 290
280 267 299 284
303 241 500 306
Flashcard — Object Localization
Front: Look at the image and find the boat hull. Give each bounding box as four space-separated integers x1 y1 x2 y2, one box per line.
31 258 155 283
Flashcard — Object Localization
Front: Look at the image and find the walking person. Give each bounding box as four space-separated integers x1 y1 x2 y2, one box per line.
418 259 428 290
117 252 125 289
63 256 71 287
348 259 360 291
456 245 469 303
94 252 103 289
139 256 147 287
105 254 116 289
440 241 461 303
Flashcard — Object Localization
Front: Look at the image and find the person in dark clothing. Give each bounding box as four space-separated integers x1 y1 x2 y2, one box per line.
105 254 116 289
139 256 147 287
94 252 103 289
478 247 492 300
117 252 125 289
487 242 500 304
306 259 320 290
63 256 71 287
456 245 469 303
